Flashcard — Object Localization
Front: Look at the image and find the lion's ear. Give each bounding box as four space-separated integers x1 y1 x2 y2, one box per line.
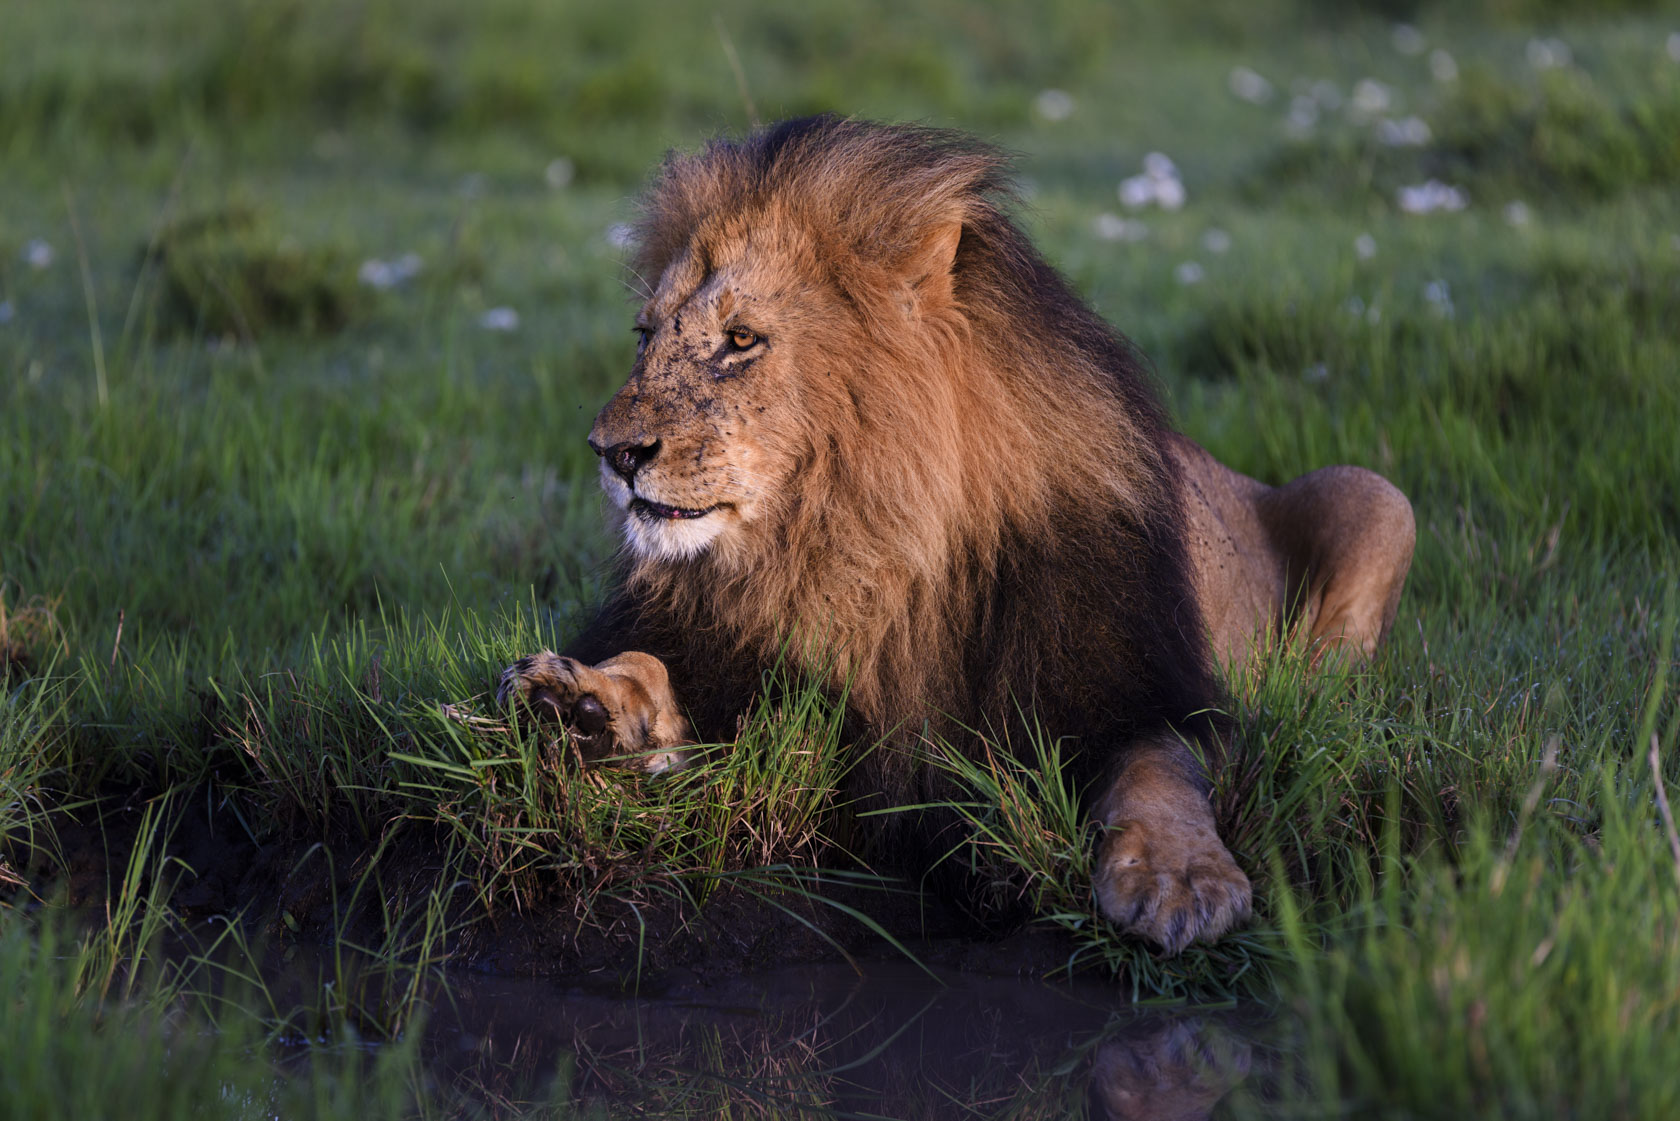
902 219 963 315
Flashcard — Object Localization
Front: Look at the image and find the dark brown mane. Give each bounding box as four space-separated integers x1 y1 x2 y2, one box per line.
570 116 1220 831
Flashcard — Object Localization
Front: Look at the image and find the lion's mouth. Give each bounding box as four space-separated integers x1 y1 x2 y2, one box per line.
630 497 719 521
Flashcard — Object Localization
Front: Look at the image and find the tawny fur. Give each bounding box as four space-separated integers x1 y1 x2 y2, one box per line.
500 116 1415 952
620 120 1168 750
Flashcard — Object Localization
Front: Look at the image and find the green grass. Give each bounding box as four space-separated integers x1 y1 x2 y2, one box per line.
3 0 1680 1115
0 909 521 1121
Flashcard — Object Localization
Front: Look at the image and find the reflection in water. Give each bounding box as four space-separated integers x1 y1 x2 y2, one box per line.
392 957 1261 1118
1090 1018 1254 1121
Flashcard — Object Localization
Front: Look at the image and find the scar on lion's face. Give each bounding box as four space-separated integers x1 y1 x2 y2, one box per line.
588 246 840 564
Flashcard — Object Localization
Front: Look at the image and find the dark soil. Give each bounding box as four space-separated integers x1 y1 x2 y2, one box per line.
10 790 1275 1117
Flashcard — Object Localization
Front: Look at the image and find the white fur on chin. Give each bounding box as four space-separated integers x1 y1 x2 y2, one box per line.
599 461 724 562
623 509 724 561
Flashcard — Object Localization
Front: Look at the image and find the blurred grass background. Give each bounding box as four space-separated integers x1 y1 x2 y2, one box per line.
2 0 1675 666
2 0 1680 1116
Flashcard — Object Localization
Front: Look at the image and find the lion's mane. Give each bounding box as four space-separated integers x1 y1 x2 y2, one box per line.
568 116 1220 817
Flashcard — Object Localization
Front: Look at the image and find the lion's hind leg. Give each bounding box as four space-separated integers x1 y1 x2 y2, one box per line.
1257 465 1415 664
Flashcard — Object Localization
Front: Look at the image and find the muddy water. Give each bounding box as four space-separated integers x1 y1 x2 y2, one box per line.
397 956 1265 1118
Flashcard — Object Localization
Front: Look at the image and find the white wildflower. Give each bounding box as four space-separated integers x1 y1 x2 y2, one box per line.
1201 228 1232 254
1119 176 1154 209
1304 362 1330 382
1118 153 1186 210
1286 95 1320 136
359 260 396 289
357 253 422 290
1430 49 1459 82
1504 201 1532 227
1355 233 1378 260
1352 79 1393 116
1397 180 1468 214
1153 176 1186 211
1527 38 1571 69
1344 295 1366 318
1423 279 1454 317
1094 213 1149 242
1175 261 1205 285
24 239 53 269
1228 66 1274 104
545 157 576 189
1347 297 1386 326
1392 24 1426 56
1034 89 1075 121
478 307 520 331
1377 116 1432 147
606 223 636 249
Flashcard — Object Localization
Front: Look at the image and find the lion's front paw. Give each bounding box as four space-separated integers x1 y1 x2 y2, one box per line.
1094 821 1252 955
496 650 693 773
496 651 608 738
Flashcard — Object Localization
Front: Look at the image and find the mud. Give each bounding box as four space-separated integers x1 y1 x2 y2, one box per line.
24 789 1095 985
16 793 1277 1117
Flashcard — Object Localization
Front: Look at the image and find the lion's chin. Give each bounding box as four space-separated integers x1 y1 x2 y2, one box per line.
622 504 726 562
598 465 733 562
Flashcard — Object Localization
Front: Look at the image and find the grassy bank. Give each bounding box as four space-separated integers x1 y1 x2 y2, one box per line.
4 0 1680 1115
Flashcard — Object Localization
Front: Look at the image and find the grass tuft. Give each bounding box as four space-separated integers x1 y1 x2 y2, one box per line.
150 203 365 339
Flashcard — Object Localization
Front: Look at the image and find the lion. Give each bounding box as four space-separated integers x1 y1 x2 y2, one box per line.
498 117 1414 954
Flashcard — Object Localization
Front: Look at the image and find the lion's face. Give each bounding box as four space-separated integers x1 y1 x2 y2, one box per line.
589 235 851 564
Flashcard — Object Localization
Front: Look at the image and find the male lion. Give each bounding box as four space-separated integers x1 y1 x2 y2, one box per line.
500 117 1414 953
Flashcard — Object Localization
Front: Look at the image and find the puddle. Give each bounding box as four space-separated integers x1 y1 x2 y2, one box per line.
383 956 1265 1118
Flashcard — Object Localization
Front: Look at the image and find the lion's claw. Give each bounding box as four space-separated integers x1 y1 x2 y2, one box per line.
498 651 591 725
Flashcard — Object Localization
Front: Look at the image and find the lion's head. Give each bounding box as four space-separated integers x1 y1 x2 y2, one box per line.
589 117 1192 739
588 212 869 567
592 119 1009 568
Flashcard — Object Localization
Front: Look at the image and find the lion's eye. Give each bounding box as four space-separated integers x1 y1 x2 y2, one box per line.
727 327 760 351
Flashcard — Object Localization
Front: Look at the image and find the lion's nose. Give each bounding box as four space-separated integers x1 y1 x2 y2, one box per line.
592 437 661 482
